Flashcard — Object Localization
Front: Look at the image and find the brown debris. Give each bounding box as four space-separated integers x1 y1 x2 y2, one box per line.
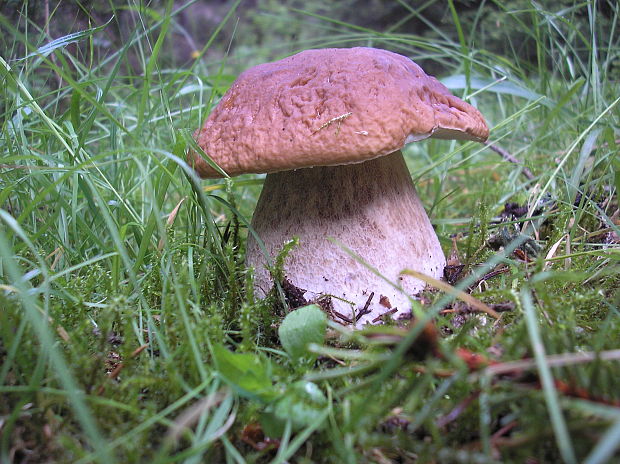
440 300 515 316
380 408 411 433
444 236 465 285
281 278 307 309
407 320 441 360
315 295 334 313
443 264 465 286
362 319 440 360
240 422 280 451
97 343 149 395
501 202 529 219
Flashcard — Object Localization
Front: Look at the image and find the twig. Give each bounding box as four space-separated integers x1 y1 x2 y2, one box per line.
436 390 481 428
491 420 519 442
467 266 511 292
485 142 535 180
332 310 353 324
356 292 374 322
372 308 398 323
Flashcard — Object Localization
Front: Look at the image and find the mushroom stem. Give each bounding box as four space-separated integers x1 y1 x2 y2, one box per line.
246 150 446 326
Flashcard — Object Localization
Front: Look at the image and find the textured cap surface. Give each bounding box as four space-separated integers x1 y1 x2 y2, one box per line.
192 47 489 178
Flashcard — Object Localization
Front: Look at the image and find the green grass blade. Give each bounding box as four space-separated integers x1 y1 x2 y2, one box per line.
584 419 620 464
520 288 577 464
0 211 115 463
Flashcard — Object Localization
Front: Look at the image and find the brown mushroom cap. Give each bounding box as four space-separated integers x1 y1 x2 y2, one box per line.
191 47 488 178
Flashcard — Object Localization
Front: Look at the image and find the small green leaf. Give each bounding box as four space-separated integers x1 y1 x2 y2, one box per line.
258 411 286 438
278 304 327 362
211 344 276 402
261 381 328 436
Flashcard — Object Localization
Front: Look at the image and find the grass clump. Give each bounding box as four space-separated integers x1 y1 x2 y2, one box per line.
1 1 619 463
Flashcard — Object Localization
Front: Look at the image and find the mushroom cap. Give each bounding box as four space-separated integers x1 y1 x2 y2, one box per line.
192 47 489 178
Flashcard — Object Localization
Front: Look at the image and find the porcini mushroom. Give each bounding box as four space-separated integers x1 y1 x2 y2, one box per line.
190 47 488 326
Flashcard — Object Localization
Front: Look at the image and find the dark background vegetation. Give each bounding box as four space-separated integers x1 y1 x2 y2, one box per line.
3 0 618 77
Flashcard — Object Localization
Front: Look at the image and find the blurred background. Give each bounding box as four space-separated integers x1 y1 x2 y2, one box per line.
3 0 618 77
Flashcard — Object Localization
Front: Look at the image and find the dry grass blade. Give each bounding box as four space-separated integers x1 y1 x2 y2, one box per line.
158 197 186 251
484 349 620 377
401 269 500 319
165 389 230 443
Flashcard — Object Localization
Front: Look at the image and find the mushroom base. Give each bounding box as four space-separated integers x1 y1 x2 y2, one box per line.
246 151 446 326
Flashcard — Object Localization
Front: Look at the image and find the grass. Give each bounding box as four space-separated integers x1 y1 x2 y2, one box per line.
1 0 619 462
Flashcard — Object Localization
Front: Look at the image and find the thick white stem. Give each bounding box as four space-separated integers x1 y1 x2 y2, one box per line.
246 151 446 326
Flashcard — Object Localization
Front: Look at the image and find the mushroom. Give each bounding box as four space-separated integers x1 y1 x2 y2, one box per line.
190 47 488 326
